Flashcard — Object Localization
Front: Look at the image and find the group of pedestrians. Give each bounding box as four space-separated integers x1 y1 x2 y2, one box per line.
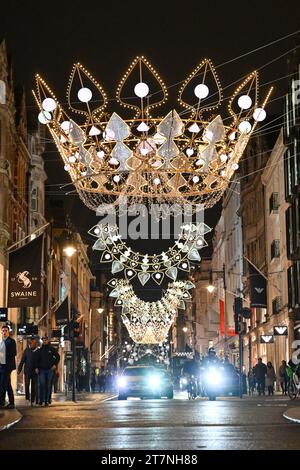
0 324 60 409
90 368 117 393
248 357 289 396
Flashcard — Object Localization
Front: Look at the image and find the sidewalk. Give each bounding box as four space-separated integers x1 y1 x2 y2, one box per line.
15 391 117 407
0 408 22 431
283 407 300 424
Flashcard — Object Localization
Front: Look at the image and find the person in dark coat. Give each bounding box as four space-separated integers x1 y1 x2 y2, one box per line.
35 336 60 406
0 324 17 409
279 360 288 395
17 336 39 405
254 358 267 396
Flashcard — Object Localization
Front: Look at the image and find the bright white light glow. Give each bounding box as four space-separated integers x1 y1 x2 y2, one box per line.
205 370 221 385
207 284 215 293
118 377 127 388
42 98 57 112
153 178 161 185
38 111 51 124
78 87 92 102
194 84 209 99
238 95 252 110
253 108 266 122
61 121 72 132
238 121 252 134
134 82 149 98
113 175 121 183
148 375 160 388
192 176 200 183
63 245 77 257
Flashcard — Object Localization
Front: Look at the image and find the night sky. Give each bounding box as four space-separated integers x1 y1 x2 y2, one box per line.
1 1 300 298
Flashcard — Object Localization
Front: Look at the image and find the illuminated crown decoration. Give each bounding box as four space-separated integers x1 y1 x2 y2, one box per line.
33 57 272 216
108 278 194 344
88 222 211 285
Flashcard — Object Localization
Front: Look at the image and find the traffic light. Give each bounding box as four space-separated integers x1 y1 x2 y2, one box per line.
69 320 80 338
233 297 243 334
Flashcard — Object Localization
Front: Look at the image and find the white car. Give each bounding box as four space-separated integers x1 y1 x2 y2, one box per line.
118 366 173 400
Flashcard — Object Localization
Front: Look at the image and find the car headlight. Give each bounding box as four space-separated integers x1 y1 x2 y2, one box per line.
118 377 127 388
205 370 221 385
148 375 160 388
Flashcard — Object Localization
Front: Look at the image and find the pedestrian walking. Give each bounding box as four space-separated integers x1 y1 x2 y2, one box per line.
0 324 17 409
266 362 276 396
279 360 288 395
91 371 96 392
98 370 106 393
17 336 39 406
254 358 267 396
248 367 256 395
35 336 60 406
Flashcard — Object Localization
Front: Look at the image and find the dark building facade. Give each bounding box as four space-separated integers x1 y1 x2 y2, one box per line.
284 61 300 339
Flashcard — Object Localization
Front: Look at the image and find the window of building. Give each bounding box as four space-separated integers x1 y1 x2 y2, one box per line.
271 240 280 260
288 262 300 309
31 187 38 211
272 296 282 315
269 192 279 213
0 80 5 104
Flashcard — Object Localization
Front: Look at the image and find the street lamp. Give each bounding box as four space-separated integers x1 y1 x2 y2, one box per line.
182 326 188 333
207 284 215 294
97 307 104 314
63 244 77 258
63 240 77 403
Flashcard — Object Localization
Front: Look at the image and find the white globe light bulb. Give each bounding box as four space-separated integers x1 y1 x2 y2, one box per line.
238 121 252 134
194 84 209 99
38 111 52 124
253 108 266 122
134 82 149 98
61 121 72 132
238 95 252 110
192 176 200 183
78 87 92 103
153 178 161 185
42 98 57 112
113 175 121 183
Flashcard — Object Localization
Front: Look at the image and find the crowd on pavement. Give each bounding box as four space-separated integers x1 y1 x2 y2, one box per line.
90 368 118 393
0 324 60 409
248 357 299 396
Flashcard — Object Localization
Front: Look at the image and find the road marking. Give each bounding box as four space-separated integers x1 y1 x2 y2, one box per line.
257 404 288 407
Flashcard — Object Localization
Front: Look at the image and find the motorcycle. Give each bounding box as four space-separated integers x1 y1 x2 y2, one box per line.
187 375 197 400
201 366 223 401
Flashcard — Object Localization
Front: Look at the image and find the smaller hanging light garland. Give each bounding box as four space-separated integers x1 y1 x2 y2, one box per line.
89 222 211 285
108 278 194 344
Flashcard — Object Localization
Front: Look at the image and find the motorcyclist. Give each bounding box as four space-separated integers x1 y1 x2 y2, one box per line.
201 347 221 368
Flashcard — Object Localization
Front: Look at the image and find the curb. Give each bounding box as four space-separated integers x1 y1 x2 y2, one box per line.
283 408 300 424
0 409 22 431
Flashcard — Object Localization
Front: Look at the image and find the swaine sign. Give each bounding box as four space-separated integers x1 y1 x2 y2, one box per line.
8 235 43 307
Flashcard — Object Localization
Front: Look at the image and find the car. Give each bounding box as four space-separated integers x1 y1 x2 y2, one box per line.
117 366 173 400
